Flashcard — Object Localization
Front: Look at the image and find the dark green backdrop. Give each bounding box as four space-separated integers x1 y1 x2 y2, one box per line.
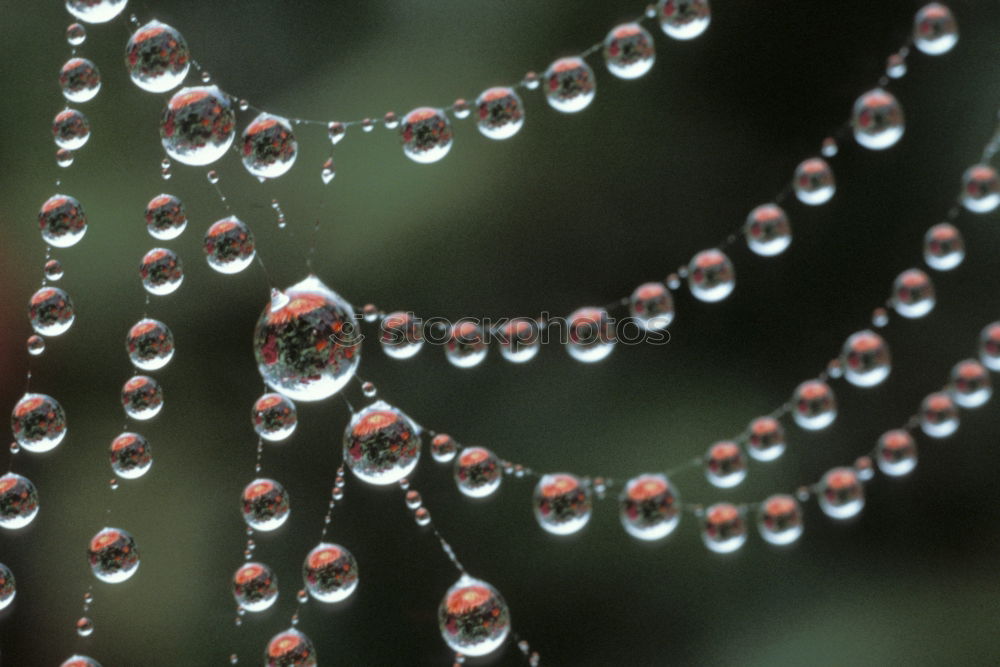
1 1 999 665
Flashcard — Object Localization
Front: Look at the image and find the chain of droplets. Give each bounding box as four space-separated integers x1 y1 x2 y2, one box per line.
355 108 999 548
353 4 963 371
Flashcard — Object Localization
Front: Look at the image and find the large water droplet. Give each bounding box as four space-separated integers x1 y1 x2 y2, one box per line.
12 393 67 452
891 268 935 318
29 286 75 336
475 87 524 140
145 194 187 240
60 58 101 103
657 0 711 40
793 157 835 206
241 478 290 531
139 247 183 295
204 216 256 274
454 446 501 498
629 282 674 332
343 401 421 485
302 543 358 603
949 359 992 408
242 113 298 179
920 392 959 438
253 276 361 401
0 562 15 610
619 473 680 540
160 86 235 166
792 380 836 430
126 318 175 371
252 393 297 442
53 109 90 150
109 432 152 479
233 562 278 612
0 473 39 529
65 0 128 23
876 429 917 477
121 375 163 420
604 23 656 79
744 203 791 256
840 330 891 387
264 628 317 667
400 107 453 163
923 222 964 271
852 89 904 150
444 321 488 368
87 527 140 583
438 575 510 657
702 503 746 553
817 467 864 519
746 416 785 462
566 307 616 362
757 494 803 545
704 440 747 488
913 3 958 55
687 249 735 302
544 57 596 113
533 473 592 535
126 21 190 93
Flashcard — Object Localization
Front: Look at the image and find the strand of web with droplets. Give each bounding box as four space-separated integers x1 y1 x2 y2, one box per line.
346 111 1000 551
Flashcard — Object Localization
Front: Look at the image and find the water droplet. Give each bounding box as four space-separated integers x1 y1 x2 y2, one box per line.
160 167 171 179
0 473 39 529
792 380 836 430
876 429 917 477
543 57 596 113
414 507 431 525
891 268 935 318
793 157 835 205
886 52 907 79
343 401 422 485
26 335 45 356
445 321 488 368
628 282 674 332
533 473 592 535
121 375 164 421
430 434 458 463
920 392 959 438
566 307 615 362
200 70 212 83
820 137 838 157
852 89 904 150
400 107 453 164
0 564 14 610
604 23 656 79
757 494 803 545
43 259 64 282
383 111 399 129
817 467 864 519
66 0 127 24
950 359 992 408
232 562 278 612
52 108 90 150
302 543 359 603
854 455 875 481
66 22 87 45
252 393 298 442
109 477 119 490
518 71 538 92
451 98 471 119
454 447 502 498
619 474 680 540
361 117 375 133
12 393 67 452
665 273 681 290
83 591 93 605
744 203 791 256
321 157 335 184
914 3 958 55
704 441 747 488
242 113 298 179
701 503 746 553
160 86 236 165
438 576 510 657
126 318 175 371
657 0 711 40
241 478 291 531
87 527 140 583
28 286 75 336
230 655 238 665
840 330 891 387
203 216 255 274
960 164 1000 213
923 222 964 271
253 276 361 401
362 304 379 323
404 489 422 509
497 318 541 363
76 616 94 637
871 307 889 328
746 416 785 462
361 381 376 398
327 121 346 145
687 249 735 302
331 487 343 501
109 432 153 479
59 58 101 103
380 311 424 359
979 321 1000 371
56 147 75 168
126 21 190 93
475 87 525 140
264 628 317 667
139 247 184 296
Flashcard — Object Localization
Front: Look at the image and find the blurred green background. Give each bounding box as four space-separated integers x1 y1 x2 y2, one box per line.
1 0 999 665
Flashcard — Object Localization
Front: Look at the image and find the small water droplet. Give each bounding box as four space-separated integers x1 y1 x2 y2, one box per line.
66 23 86 46
328 122 346 145
321 157 335 184
362 304 379 322
297 589 308 603
383 111 399 129
405 490 422 509
361 117 375 132
207 170 219 184
234 616 243 626
414 507 431 526
76 617 94 637
332 487 344 501
452 98 470 119
821 137 838 157
290 612 300 626
229 654 238 665
522 71 540 90
872 307 889 328
886 52 907 79
9 441 20 454
335 476 345 488
84 592 93 605
239 99 249 111
26 335 45 357
109 478 119 490
56 148 74 168
200 70 212 83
